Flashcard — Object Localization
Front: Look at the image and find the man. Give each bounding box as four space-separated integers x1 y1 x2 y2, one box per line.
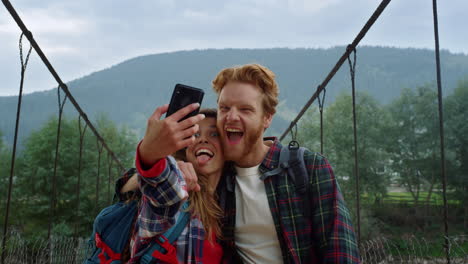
211 64 360 263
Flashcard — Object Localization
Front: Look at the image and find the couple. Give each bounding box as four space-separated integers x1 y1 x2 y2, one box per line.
118 64 360 263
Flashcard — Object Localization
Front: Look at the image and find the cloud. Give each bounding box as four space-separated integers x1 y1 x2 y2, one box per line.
0 0 466 96
286 0 340 15
25 8 90 35
0 5 91 35
0 18 18 34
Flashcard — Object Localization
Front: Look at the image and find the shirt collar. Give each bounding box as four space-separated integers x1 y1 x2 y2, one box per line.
225 137 283 192
259 137 283 173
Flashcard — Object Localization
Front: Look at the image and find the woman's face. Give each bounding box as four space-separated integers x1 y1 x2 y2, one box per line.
185 117 224 176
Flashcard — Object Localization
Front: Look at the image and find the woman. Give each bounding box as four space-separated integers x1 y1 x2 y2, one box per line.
117 107 225 263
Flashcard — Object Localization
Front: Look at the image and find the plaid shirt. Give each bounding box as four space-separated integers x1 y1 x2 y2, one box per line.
219 139 360 263
117 155 207 264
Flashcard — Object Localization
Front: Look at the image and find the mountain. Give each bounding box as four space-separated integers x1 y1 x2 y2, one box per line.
1 46 467 147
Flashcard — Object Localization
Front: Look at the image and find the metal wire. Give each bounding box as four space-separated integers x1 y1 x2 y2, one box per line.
432 0 450 263
2 0 125 172
347 46 361 247
280 0 392 140
317 86 326 154
107 152 114 205
47 85 68 241
74 116 88 238
1 32 32 264
95 140 104 212
2 233 466 263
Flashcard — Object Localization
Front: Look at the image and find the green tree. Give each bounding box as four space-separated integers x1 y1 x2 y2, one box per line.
386 86 441 204
0 130 12 228
445 80 468 228
298 91 391 201
10 114 136 239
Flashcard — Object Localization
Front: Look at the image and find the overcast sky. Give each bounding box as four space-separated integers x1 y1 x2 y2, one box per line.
0 0 466 96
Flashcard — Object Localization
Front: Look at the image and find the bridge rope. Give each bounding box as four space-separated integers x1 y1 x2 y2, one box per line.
316 86 326 154
1 2 127 262
74 116 88 237
1 32 32 264
47 86 68 240
107 152 114 205
1 0 125 172
95 140 105 212
347 46 361 246
431 0 450 263
280 0 391 141
276 0 450 262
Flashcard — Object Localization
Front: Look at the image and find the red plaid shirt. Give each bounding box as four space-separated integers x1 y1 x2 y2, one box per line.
218 139 360 263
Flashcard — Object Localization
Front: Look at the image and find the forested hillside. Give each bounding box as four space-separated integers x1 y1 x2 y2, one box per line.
1 46 467 146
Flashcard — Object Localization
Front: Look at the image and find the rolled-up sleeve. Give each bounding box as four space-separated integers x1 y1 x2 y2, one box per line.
135 146 188 238
305 150 360 263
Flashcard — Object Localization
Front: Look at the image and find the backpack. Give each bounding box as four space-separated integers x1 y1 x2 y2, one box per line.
261 145 312 219
84 200 190 264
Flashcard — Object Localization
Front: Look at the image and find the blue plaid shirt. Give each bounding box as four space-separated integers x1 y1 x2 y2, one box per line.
118 155 208 263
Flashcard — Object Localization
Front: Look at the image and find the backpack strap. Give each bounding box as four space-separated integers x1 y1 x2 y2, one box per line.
140 201 190 264
260 147 290 180
261 146 311 219
287 147 311 219
95 232 122 264
162 202 190 243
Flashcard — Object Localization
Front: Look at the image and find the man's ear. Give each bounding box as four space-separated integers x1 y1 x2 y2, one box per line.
263 113 273 129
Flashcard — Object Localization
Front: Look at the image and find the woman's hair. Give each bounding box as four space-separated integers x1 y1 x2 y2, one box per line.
212 63 279 116
174 108 223 241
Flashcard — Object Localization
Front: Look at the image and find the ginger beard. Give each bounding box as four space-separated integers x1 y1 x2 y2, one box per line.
219 119 264 162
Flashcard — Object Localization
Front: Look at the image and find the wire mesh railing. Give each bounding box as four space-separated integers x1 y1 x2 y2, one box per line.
361 235 468 264
1 232 467 263
0 232 91 264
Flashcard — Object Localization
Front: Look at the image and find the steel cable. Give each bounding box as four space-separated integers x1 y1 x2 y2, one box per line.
47 85 68 241
1 32 32 264
432 0 450 263
347 46 361 248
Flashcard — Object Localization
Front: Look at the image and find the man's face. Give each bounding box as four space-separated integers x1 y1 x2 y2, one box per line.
217 82 272 162
185 117 224 176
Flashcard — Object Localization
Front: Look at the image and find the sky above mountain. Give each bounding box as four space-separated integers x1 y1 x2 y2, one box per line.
0 0 466 96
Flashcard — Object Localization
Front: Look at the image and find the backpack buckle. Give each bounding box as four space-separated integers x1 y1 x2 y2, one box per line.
288 140 299 150
95 233 121 264
280 162 289 169
151 235 178 264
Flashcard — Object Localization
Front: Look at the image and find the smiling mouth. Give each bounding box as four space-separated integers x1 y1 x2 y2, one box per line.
195 149 214 165
226 128 244 144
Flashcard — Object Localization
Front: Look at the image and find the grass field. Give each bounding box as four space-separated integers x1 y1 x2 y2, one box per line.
361 191 460 205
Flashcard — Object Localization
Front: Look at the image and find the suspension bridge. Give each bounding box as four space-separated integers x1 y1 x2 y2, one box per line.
1 0 466 263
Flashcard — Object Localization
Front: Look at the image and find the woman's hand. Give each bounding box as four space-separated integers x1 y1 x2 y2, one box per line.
139 103 205 167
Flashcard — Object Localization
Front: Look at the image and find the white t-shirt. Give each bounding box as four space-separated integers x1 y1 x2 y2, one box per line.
234 165 282 264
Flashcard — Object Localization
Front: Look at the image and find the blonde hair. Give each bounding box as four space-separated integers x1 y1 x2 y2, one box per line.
174 108 223 241
212 63 279 115
188 175 223 241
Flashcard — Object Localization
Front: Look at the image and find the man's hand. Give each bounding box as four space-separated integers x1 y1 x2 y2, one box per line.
177 161 201 192
139 103 205 167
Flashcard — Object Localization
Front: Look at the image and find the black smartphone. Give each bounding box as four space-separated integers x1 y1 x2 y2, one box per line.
166 84 204 121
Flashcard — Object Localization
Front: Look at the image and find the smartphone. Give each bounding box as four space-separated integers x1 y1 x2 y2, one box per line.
166 84 204 121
